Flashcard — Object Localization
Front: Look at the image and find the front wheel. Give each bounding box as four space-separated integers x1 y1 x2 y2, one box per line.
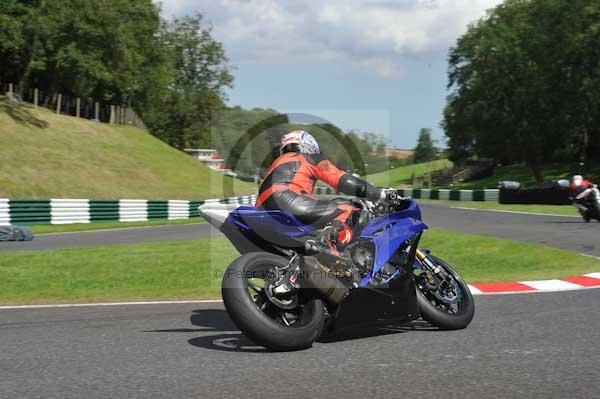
415 256 475 330
221 252 326 351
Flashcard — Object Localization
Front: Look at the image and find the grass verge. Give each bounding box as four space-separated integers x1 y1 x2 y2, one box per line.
0 238 235 305
417 199 579 217
31 218 205 234
1 229 599 305
366 159 453 187
420 229 600 284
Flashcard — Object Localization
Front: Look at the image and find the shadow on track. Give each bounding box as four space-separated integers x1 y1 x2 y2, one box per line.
317 320 435 344
541 221 595 224
150 309 436 352
187 309 269 353
142 308 268 353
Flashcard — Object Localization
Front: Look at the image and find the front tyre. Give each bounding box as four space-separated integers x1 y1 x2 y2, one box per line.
415 256 475 330
221 252 325 351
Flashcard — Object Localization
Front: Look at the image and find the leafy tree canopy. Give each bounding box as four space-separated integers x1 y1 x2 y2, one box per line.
0 2 394 177
443 0 600 182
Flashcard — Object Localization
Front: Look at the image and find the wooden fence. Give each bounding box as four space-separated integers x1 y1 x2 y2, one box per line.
1 82 146 130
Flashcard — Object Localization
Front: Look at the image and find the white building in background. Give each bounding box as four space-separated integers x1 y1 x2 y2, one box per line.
184 149 237 177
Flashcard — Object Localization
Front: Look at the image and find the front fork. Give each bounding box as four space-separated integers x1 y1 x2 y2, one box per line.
414 248 451 285
416 249 437 270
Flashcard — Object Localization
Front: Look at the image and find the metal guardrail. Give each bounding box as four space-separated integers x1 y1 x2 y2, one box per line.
314 187 500 202
0 188 499 226
398 188 499 202
0 195 257 226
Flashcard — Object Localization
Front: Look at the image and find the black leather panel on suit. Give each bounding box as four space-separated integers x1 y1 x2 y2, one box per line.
259 190 348 228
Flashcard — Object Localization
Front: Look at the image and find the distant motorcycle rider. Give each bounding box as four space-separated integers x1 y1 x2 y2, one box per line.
570 175 597 218
255 130 386 247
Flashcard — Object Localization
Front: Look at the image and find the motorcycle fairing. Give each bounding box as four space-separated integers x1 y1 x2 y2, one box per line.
211 199 427 286
220 206 317 252
328 231 423 333
358 200 428 287
328 269 420 333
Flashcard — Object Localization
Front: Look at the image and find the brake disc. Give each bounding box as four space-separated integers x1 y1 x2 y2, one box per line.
264 282 298 310
433 279 461 305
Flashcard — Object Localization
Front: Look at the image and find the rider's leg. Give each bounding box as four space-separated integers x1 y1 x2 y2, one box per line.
259 190 359 246
574 202 588 216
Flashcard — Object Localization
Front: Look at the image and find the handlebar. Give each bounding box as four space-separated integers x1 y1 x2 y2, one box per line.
362 190 411 217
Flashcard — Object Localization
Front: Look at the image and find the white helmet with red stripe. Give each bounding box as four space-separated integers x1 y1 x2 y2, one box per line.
280 130 320 155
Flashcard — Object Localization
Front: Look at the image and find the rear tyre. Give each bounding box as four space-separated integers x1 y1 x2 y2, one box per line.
222 252 325 351
415 256 475 330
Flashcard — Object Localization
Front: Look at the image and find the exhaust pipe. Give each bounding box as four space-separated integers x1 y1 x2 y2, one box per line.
301 256 348 305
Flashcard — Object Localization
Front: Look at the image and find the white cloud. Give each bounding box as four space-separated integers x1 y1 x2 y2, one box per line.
157 0 502 78
353 57 403 79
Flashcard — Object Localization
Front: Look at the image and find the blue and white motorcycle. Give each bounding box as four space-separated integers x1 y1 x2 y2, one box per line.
200 191 474 351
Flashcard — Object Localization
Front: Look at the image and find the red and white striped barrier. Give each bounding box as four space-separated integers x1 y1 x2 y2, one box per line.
468 272 600 295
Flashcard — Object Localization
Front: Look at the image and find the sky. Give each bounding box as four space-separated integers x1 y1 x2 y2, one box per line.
157 0 502 148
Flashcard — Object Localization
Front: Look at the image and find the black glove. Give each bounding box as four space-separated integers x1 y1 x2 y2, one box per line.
338 173 382 201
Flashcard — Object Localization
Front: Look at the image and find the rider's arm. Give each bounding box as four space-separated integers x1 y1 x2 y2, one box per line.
337 173 383 201
311 156 382 201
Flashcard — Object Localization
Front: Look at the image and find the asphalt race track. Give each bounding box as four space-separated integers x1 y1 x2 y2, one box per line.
2 203 600 398
2 290 600 398
422 205 600 257
1 204 598 256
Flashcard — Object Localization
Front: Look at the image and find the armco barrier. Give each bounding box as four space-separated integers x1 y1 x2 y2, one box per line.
0 199 10 225
0 195 257 226
399 188 499 202
0 189 497 226
314 187 499 202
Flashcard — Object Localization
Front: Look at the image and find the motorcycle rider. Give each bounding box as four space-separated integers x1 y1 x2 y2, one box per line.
570 175 597 219
255 130 386 248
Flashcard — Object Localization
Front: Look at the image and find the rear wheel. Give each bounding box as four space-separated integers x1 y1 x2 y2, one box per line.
415 255 475 330
221 252 325 351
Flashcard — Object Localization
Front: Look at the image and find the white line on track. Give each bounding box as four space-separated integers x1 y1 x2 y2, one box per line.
0 299 222 310
449 206 579 218
4 284 600 310
519 279 582 291
467 284 483 294
470 285 600 296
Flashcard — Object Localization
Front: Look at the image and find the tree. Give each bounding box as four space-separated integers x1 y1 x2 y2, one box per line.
443 0 600 183
140 14 233 149
0 3 232 152
0 0 167 102
413 128 437 163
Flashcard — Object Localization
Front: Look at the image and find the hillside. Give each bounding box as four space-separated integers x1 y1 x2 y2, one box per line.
366 159 453 188
0 99 256 199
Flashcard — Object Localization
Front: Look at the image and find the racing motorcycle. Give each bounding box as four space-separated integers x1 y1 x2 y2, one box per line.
200 191 475 351
574 185 600 222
